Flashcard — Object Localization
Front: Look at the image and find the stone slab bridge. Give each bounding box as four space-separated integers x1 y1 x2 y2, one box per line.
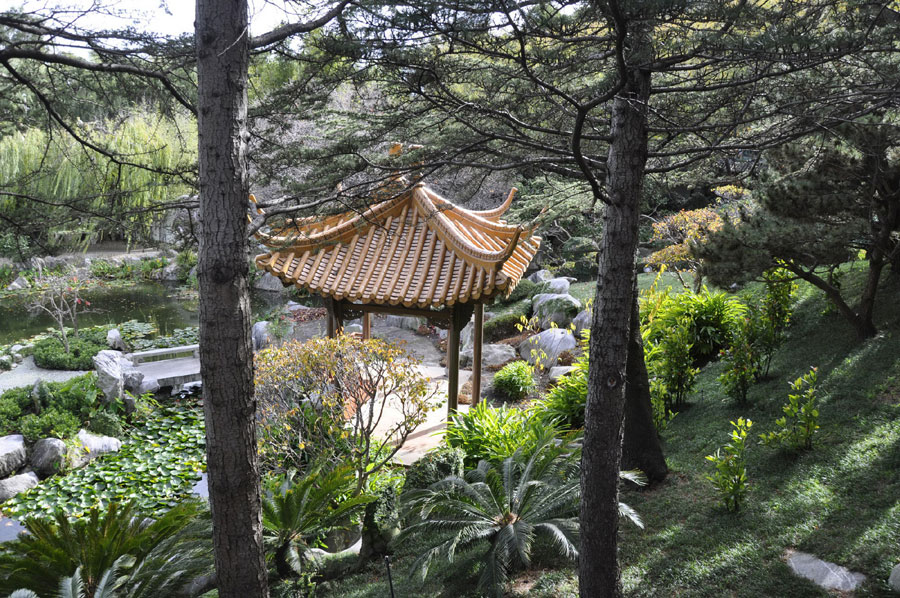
127 344 201 388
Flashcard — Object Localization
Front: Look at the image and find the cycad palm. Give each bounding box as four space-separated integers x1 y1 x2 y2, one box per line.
0 501 212 598
401 437 644 596
262 465 375 578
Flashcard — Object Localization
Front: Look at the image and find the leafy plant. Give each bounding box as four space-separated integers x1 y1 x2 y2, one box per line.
33 336 105 370
4 407 205 519
444 401 563 466
760 367 820 450
400 436 642 597
492 360 535 401
18 408 80 443
718 319 761 405
483 312 527 343
752 267 798 376
262 466 376 579
404 445 466 491
645 319 700 410
705 418 753 512
0 500 212 598
88 411 124 439
175 250 197 282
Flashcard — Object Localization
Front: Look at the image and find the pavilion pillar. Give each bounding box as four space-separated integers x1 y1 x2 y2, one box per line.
447 305 463 416
472 303 484 406
325 297 336 338
362 312 371 339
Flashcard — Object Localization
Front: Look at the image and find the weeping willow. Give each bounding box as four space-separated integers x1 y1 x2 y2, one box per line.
0 111 197 254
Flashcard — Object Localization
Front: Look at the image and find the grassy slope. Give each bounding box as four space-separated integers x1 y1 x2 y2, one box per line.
317 267 900 598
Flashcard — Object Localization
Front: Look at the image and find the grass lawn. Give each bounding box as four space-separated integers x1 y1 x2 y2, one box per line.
317 265 900 597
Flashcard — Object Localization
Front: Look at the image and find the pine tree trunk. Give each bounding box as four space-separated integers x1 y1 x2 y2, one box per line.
579 66 651 598
622 291 668 483
196 1 269 596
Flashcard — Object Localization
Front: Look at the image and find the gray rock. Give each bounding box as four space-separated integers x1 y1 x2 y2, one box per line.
544 277 571 295
5 275 29 291
0 355 11 370
385 315 425 331
890 563 900 592
93 350 125 403
527 269 553 283
460 343 517 369
106 328 128 351
10 344 24 355
460 312 496 352
123 366 144 394
343 323 363 335
548 366 575 382
0 472 39 502
254 272 285 292
518 329 577 367
572 309 591 338
138 377 160 395
0 434 27 478
77 429 122 457
30 438 67 478
286 300 312 313
252 321 271 352
11 353 23 364
787 551 866 592
181 381 203 395
532 293 582 329
159 262 180 281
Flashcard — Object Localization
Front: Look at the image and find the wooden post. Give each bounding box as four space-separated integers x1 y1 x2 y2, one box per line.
362 311 371 339
447 305 461 416
325 297 336 338
472 303 483 406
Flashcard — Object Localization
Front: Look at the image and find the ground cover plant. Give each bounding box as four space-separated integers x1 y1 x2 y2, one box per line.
3 405 205 519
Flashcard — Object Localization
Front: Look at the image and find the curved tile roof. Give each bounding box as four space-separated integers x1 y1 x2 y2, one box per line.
254 183 541 308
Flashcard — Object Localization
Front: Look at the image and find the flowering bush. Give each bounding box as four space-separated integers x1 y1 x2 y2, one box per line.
255 336 437 492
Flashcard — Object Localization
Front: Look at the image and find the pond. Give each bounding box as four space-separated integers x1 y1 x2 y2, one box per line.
0 282 288 345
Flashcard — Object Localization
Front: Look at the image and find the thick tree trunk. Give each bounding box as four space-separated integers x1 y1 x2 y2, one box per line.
579 66 651 598
622 291 668 483
196 1 269 596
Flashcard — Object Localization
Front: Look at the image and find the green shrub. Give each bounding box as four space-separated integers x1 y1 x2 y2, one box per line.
404 445 466 490
444 401 562 466
88 410 124 438
646 319 700 410
760 367 820 450
536 349 588 429
706 418 752 512
483 313 526 342
19 408 80 443
175 250 198 282
502 278 538 303
752 267 798 376
33 336 104 370
138 257 168 280
51 373 100 419
718 319 761 405
492 360 536 401
1 386 34 411
0 396 22 435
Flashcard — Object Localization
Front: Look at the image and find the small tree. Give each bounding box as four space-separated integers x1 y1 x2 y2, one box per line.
255 336 438 494
29 274 94 353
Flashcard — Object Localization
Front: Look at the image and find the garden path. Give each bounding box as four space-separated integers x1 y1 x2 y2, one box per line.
0 356 88 393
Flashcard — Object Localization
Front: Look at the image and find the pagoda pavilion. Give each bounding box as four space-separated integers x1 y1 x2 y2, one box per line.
253 181 541 414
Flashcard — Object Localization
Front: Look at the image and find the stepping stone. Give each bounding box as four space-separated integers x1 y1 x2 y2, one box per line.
787 550 866 592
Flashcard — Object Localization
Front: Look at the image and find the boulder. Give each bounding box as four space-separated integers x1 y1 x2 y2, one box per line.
532 293 582 329
385 315 425 331
251 321 271 352
460 343 517 369
138 377 160 395
527 269 553 283
787 551 865 592
890 563 900 593
181 381 203 395
543 277 571 295
159 262 180 281
93 350 125 403
518 329 577 367
286 300 312 313
254 272 285 292
0 434 27 478
460 312 496 352
343 323 363 335
0 472 39 502
122 366 144 394
76 429 122 461
30 438 67 478
548 365 575 383
6 275 30 291
106 328 128 351
10 344 24 355
572 309 591 338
